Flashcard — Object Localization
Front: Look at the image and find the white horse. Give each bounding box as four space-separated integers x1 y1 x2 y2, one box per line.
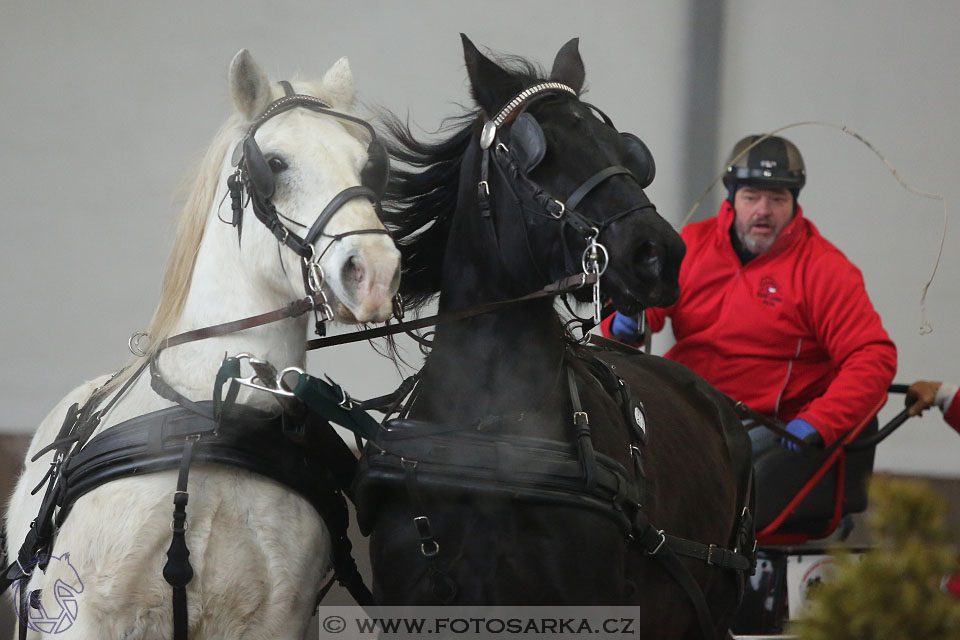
4 49 400 639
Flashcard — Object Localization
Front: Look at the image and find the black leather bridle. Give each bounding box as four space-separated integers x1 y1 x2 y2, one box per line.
227 81 393 325
474 83 659 319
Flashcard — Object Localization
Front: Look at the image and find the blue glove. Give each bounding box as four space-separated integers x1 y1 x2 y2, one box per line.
610 312 642 342
782 418 818 451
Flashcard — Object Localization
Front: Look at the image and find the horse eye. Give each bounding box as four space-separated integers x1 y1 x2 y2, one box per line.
267 157 288 173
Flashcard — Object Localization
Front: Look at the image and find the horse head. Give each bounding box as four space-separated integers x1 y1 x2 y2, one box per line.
460 35 685 312
226 50 400 323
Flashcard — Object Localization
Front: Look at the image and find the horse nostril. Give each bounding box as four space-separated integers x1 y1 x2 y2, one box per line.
635 241 664 276
342 255 365 286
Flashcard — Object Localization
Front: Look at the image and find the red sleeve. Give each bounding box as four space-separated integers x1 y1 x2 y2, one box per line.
646 306 668 333
794 252 897 446
944 391 960 434
599 313 617 338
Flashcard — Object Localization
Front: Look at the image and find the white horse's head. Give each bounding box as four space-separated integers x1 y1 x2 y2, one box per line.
225 49 400 323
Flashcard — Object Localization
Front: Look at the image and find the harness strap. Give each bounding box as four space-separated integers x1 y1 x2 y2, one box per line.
565 166 633 211
163 435 199 640
160 294 324 350
663 534 753 572
151 356 214 420
566 367 598 491
303 186 384 246
18 584 30 640
632 510 721 640
357 373 420 413
292 373 380 441
401 460 457 604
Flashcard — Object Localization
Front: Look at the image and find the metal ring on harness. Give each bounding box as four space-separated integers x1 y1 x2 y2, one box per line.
306 261 325 295
581 238 610 276
128 332 150 357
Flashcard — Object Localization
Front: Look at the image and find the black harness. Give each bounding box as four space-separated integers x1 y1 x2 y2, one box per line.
353 81 755 640
355 344 754 639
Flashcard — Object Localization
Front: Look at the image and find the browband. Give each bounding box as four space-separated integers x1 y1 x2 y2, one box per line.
480 82 576 149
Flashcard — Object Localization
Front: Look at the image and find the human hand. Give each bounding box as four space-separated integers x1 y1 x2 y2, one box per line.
781 418 819 451
905 380 942 416
610 312 642 343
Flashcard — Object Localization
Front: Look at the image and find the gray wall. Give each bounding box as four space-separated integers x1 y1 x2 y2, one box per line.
1 1 957 477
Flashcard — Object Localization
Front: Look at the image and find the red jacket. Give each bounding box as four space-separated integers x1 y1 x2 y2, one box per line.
602 201 897 446
944 389 960 434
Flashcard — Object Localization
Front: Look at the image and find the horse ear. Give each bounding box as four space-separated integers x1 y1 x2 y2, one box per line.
461 33 523 116
549 38 585 93
320 57 356 108
229 49 273 121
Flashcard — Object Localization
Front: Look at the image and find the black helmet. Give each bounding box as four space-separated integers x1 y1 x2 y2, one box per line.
723 135 806 192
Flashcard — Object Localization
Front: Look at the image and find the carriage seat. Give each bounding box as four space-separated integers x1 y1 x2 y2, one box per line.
754 417 878 542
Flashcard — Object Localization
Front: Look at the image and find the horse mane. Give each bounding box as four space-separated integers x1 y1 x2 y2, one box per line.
380 55 545 311
146 116 243 352
99 114 244 394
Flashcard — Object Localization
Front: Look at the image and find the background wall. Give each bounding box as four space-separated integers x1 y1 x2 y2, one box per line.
1 1 957 478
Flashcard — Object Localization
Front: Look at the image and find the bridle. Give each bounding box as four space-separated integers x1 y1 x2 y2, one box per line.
475 82 658 321
227 80 392 331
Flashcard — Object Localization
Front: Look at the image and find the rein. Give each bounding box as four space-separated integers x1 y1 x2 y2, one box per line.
306 272 596 351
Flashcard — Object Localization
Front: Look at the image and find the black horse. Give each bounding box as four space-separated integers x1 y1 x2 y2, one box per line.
355 36 754 639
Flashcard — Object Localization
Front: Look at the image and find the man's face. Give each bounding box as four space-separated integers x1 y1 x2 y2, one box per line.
732 186 795 254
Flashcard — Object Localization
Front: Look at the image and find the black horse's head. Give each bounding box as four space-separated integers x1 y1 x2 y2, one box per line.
460 35 685 312
381 37 685 315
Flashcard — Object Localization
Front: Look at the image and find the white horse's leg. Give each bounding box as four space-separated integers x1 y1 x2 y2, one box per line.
25 468 330 639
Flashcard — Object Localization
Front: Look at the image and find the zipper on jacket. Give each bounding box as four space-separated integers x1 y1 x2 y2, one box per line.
774 338 803 420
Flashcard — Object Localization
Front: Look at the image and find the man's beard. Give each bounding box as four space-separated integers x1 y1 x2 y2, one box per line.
737 222 776 255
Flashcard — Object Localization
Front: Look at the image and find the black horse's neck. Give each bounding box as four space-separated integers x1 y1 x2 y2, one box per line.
417 298 567 430
413 138 570 429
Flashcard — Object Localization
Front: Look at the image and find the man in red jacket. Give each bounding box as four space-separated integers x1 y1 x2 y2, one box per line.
603 134 897 453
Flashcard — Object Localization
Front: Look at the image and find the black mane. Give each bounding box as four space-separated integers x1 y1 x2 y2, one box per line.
380 56 547 310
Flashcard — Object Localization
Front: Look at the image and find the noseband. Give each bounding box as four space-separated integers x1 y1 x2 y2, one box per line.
227 81 392 324
475 83 658 319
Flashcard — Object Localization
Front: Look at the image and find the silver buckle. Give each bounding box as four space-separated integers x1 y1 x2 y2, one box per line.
324 375 354 410
706 543 718 566
551 200 566 219
15 557 34 577
645 529 666 556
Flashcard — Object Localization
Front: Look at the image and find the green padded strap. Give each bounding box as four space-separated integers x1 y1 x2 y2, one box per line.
212 357 242 421
293 373 379 440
